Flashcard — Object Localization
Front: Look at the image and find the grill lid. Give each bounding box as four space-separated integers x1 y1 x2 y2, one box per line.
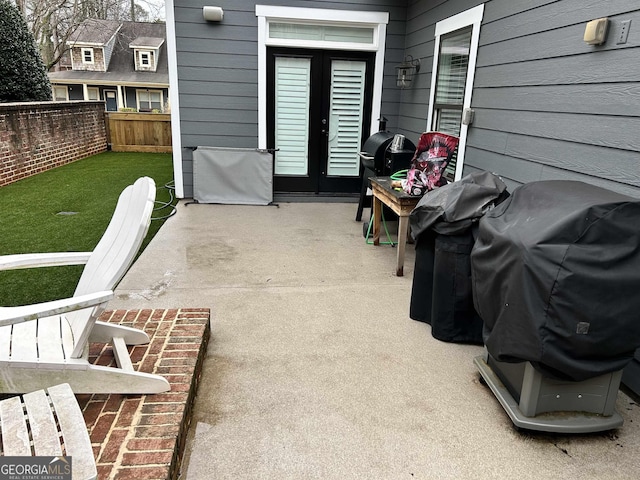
361 131 394 156
360 131 394 173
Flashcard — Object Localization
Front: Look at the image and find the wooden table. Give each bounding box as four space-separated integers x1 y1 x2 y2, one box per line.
370 176 421 276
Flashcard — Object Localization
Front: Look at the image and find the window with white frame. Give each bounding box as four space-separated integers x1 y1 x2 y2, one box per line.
268 23 375 46
431 27 473 137
53 85 68 101
87 87 100 101
137 89 163 111
82 48 94 64
139 50 152 68
427 5 484 182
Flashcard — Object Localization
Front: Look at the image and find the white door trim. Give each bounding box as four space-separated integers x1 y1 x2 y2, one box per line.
256 5 389 150
427 4 484 181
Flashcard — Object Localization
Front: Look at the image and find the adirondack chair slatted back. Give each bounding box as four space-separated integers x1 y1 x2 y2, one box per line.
0 384 97 479
67 177 155 357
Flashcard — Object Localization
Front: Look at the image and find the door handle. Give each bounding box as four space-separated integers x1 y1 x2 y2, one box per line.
321 118 328 135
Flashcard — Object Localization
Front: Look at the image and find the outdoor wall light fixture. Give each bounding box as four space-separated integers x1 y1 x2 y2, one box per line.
203 6 224 22
584 17 609 45
396 55 421 89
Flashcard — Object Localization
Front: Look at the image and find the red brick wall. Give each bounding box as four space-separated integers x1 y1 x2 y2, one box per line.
0 101 107 187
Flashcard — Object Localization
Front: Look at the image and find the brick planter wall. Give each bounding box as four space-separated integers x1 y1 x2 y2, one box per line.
79 308 211 480
0 101 107 187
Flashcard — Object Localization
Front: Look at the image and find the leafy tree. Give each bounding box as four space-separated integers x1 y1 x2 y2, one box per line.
0 0 52 102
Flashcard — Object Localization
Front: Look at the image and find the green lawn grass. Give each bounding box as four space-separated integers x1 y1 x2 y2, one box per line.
0 151 177 306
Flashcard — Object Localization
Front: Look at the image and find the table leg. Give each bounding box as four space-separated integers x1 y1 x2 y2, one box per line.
396 215 409 276
372 196 381 246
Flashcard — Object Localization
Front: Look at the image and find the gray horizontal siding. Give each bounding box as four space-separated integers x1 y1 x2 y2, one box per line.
174 0 410 197
475 109 640 154
394 0 640 199
480 0 637 45
468 0 640 198
474 48 640 87
472 83 640 117
478 12 640 67
176 66 255 83
178 80 257 97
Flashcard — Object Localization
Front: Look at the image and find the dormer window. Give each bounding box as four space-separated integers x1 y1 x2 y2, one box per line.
82 48 94 64
130 37 163 72
139 50 152 67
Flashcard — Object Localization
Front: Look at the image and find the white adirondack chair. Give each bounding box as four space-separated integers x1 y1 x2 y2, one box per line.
0 383 97 480
0 177 170 394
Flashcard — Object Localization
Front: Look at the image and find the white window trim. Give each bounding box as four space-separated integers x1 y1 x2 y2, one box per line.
139 50 152 67
53 85 69 101
427 4 484 181
136 89 164 111
82 48 94 64
86 86 100 101
256 5 389 150
266 21 379 51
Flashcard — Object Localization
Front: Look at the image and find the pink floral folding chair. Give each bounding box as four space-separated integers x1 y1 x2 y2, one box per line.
402 132 459 196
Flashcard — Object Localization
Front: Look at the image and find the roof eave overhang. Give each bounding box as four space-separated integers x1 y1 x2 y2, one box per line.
48 77 169 88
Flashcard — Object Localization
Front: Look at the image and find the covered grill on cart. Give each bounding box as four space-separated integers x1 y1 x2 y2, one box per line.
471 180 640 433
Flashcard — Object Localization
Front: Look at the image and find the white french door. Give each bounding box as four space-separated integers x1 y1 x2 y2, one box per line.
269 49 373 193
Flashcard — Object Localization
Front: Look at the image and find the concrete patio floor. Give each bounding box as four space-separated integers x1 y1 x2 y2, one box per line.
111 200 640 479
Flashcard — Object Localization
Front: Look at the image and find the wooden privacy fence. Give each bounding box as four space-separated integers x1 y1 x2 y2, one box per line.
105 112 172 153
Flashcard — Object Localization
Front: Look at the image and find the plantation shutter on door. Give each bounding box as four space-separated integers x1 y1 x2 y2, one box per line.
327 60 366 177
274 57 311 176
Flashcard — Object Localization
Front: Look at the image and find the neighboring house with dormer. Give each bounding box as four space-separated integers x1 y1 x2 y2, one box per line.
48 19 168 112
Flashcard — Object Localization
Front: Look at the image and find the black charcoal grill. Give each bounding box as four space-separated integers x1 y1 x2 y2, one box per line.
359 131 395 176
355 130 416 221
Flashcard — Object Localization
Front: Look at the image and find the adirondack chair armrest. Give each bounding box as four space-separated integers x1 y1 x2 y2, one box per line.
0 291 113 327
0 252 92 271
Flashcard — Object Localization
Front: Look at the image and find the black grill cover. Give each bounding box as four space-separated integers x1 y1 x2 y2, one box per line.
410 171 508 238
471 180 640 381
409 172 508 344
410 232 484 344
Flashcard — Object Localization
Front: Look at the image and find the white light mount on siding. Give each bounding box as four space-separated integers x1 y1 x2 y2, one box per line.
203 6 224 22
396 55 421 89
584 17 609 45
